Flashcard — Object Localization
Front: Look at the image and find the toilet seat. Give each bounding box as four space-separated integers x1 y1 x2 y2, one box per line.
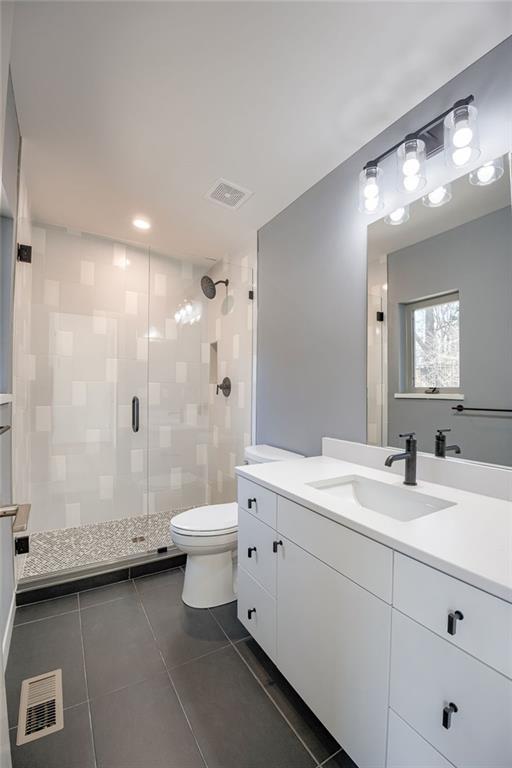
171 502 238 537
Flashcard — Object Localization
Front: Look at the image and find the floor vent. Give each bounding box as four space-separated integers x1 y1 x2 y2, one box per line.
17 669 63 745
206 178 253 210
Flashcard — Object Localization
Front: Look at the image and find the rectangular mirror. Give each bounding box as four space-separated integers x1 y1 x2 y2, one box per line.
367 153 512 467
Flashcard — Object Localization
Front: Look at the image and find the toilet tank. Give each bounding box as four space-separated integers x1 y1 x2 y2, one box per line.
244 444 304 465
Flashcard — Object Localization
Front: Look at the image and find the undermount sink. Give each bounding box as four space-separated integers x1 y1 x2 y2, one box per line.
306 474 455 522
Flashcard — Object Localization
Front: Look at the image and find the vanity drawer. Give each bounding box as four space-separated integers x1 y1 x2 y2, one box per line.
238 508 277 596
390 610 512 768
387 709 454 768
237 477 277 528
394 553 512 678
277 496 392 602
238 568 276 661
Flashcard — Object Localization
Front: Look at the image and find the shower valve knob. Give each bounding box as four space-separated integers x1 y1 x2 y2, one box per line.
216 377 232 397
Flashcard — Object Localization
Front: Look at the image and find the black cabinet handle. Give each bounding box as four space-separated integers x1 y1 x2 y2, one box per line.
447 610 464 635
273 540 283 553
132 396 140 433
247 546 257 558
442 702 458 729
247 608 256 620
247 498 257 509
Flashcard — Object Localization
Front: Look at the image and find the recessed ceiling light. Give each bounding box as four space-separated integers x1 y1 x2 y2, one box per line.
132 217 151 231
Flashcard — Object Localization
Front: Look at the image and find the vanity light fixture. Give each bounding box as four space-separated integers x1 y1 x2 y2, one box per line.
397 138 426 193
444 102 480 168
359 164 384 214
422 183 452 208
385 205 410 226
359 95 475 213
469 157 504 186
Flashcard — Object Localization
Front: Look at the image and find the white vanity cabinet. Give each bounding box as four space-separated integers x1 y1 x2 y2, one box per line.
237 474 512 768
238 484 393 768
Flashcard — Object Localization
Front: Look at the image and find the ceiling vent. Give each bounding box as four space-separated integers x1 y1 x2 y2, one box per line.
206 179 253 210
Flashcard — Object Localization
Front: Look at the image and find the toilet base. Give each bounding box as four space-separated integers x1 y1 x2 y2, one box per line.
182 551 237 609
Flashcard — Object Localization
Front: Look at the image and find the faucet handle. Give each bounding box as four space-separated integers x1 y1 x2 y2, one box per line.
436 428 451 435
399 432 416 439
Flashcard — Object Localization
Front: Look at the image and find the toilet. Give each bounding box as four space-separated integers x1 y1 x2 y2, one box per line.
170 444 304 608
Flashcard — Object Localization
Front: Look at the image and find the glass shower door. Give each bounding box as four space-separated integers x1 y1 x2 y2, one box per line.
19 227 152 580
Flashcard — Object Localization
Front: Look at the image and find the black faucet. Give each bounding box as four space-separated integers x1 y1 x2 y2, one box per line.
385 432 417 486
435 429 461 458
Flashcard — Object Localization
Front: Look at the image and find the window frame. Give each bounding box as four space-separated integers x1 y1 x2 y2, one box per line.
403 290 461 394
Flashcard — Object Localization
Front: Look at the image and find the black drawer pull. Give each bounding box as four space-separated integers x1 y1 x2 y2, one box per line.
247 497 257 509
273 540 283 553
442 702 458 729
247 546 257 558
247 608 256 620
447 610 464 635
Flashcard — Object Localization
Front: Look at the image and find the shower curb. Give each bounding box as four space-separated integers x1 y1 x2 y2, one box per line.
16 553 186 606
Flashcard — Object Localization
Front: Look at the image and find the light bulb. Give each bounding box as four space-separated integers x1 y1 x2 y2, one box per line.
133 218 151 230
403 175 420 192
452 146 472 167
452 121 473 148
364 197 379 213
364 179 379 199
402 155 420 177
385 206 409 226
174 312 180 322
389 207 405 223
477 164 496 184
428 186 447 205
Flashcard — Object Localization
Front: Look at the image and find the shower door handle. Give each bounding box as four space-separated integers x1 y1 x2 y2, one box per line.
132 396 140 433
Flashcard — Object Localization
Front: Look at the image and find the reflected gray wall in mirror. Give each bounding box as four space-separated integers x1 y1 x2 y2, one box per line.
367 154 512 467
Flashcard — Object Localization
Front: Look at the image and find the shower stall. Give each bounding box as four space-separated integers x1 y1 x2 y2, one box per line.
14 224 254 586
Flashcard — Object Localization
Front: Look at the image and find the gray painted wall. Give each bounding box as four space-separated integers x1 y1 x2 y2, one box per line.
387 207 512 466
256 38 512 457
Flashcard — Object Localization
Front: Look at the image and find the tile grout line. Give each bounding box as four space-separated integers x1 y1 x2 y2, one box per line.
229 637 320 766
132 579 209 768
318 747 343 766
14 607 79 627
77 592 98 768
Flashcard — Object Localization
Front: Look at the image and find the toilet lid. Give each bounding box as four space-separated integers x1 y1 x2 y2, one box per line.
171 502 238 536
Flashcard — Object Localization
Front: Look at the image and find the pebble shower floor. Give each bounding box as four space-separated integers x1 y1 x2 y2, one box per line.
18 509 185 579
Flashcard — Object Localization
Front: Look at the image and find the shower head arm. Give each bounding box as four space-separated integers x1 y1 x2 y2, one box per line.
214 279 229 288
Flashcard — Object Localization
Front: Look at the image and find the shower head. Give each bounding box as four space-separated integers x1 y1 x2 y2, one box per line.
201 275 229 300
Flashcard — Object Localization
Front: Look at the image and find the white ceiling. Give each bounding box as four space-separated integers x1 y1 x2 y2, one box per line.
10 2 512 262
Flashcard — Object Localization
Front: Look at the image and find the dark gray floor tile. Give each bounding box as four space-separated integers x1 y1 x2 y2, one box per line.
321 749 358 768
14 594 78 625
6 612 87 727
209 600 249 641
135 569 228 668
133 566 185 594
78 579 135 609
236 638 341 764
81 594 165 699
90 674 205 768
9 703 95 768
171 645 315 768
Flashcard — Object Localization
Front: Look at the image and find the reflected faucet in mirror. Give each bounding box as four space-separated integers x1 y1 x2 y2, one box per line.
435 428 461 458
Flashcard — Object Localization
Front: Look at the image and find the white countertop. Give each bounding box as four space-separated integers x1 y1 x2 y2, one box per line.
236 456 512 603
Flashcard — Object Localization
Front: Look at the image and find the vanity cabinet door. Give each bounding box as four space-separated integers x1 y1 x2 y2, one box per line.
390 610 512 768
276 536 391 768
238 568 276 661
387 710 454 768
238 508 277 596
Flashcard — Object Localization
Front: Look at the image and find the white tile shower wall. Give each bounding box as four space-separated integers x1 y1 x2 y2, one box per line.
202 259 254 505
27 225 150 531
